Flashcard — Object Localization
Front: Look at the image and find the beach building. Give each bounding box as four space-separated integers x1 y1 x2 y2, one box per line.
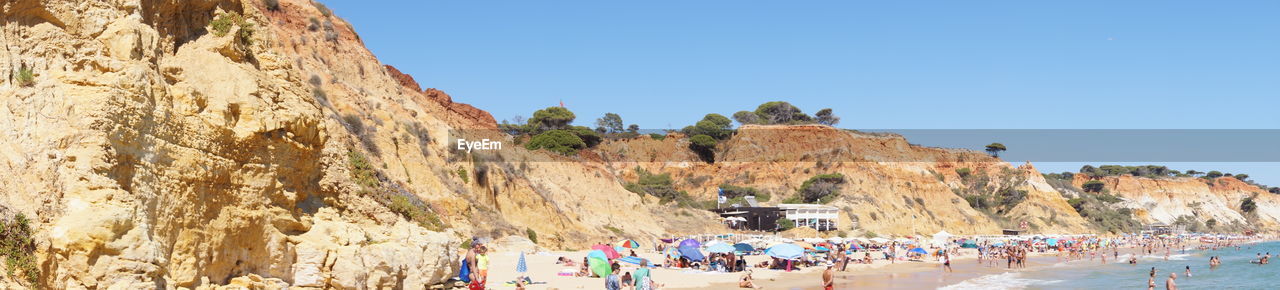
1142 222 1185 236
778 204 840 231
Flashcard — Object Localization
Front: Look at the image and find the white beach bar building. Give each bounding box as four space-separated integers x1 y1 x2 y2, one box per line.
778 204 840 231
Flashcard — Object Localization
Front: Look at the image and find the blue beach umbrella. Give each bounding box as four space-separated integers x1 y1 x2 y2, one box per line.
587 250 608 260
1046 238 1059 246
680 239 702 249
707 243 735 254
815 246 831 252
908 247 927 255
679 245 706 260
733 243 755 253
766 244 805 260
516 252 527 273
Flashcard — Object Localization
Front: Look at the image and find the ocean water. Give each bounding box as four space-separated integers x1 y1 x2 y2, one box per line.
942 241 1280 289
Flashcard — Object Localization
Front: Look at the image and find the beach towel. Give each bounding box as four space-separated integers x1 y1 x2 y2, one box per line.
618 256 649 266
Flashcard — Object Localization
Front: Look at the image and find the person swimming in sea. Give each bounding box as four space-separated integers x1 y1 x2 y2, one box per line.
1147 268 1156 290
1184 265 1191 277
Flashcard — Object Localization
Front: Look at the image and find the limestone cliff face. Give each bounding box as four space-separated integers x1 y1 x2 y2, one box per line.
0 0 720 288
1073 175 1280 229
597 125 1094 236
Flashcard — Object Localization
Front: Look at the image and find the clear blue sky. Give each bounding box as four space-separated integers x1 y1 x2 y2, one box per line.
322 1 1280 186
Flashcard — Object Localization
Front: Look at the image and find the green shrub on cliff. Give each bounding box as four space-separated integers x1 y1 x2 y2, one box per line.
797 173 845 203
210 11 255 45
0 214 38 285
1082 180 1106 193
525 130 586 155
15 65 34 87
689 134 717 163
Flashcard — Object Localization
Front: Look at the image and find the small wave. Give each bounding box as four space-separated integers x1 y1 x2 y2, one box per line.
940 272 1064 290
1139 254 1191 261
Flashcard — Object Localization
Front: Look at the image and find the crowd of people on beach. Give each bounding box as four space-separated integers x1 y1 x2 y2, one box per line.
453 232 1269 289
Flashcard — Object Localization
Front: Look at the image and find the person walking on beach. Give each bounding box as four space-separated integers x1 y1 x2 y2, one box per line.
1165 272 1177 290
634 260 652 290
822 265 835 290
606 263 622 290
942 252 953 273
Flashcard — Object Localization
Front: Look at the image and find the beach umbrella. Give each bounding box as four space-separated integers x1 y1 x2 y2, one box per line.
908 247 927 255
733 243 755 253
704 240 728 249
706 243 735 254
814 246 831 252
827 237 845 244
932 231 953 244
587 256 610 278
587 250 608 260
516 252 527 274
766 244 805 260
592 244 621 259
1046 238 1059 246
679 239 701 249
664 248 681 258
849 243 864 250
961 241 978 249
803 238 825 243
870 238 890 243
739 238 767 248
617 239 641 249
678 245 706 260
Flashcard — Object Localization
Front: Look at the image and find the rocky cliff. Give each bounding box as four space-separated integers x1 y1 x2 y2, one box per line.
596 125 1094 236
0 0 718 288
2 0 1275 288
1073 175 1280 231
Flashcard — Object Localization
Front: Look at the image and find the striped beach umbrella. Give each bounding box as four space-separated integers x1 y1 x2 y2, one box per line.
617 239 641 249
516 252 527 273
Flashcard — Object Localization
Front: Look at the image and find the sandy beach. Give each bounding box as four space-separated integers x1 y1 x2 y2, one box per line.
473 236 1264 290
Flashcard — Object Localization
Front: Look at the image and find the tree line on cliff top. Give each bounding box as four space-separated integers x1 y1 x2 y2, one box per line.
500 101 842 159
1044 164 1279 194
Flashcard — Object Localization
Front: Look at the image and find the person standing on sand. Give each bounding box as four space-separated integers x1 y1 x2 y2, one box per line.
822 265 835 290
1166 272 1177 290
634 260 652 290
606 263 622 290
477 245 490 287
942 252 953 273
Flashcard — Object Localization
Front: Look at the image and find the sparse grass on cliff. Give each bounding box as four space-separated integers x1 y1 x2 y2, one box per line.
15 65 34 87
210 11 255 45
347 150 379 191
264 0 280 11
603 226 623 236
1 214 38 285
456 168 469 183
526 228 538 244
313 1 332 17
388 195 445 232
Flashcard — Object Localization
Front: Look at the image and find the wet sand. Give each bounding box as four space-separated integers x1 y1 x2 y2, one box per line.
708 243 1211 289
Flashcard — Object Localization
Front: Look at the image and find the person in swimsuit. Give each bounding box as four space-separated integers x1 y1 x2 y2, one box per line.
1147 268 1157 290
1165 273 1177 290
822 265 835 290
942 252 953 272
